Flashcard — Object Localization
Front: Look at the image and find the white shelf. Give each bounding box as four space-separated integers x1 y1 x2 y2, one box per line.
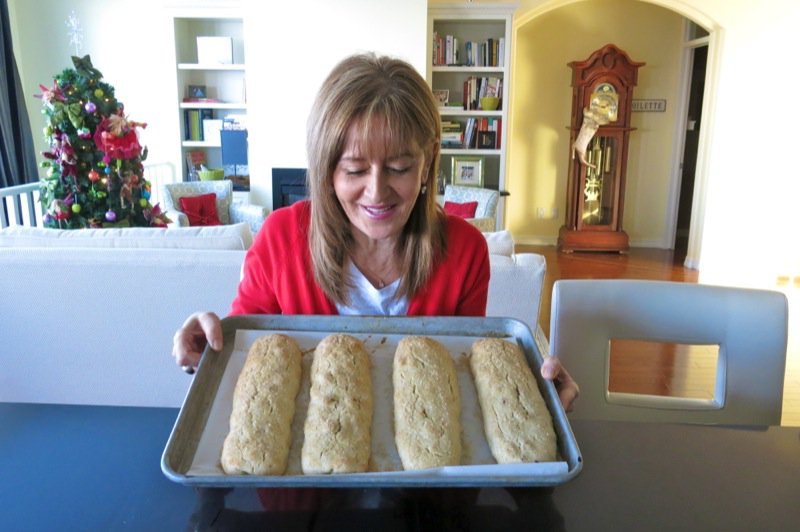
182 140 221 148
441 148 501 156
178 63 246 71
179 102 247 110
439 108 503 117
431 66 504 74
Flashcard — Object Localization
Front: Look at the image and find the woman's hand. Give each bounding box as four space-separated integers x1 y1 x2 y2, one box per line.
541 356 579 412
172 312 224 373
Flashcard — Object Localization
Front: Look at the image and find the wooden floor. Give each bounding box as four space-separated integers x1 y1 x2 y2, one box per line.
519 246 697 338
517 245 798 427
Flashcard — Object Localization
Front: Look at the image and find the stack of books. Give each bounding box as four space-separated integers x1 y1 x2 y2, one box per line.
441 120 464 149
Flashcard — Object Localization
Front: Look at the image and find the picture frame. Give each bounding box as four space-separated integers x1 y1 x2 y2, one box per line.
188 85 207 99
477 131 497 150
433 89 450 107
451 156 484 187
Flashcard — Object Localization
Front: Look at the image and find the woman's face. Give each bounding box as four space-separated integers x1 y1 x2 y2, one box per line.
333 120 429 245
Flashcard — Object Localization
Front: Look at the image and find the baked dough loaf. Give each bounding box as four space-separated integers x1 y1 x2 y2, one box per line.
393 336 461 470
302 334 373 474
469 338 556 463
220 334 302 475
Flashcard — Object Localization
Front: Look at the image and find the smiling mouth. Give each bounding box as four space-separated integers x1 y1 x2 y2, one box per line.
362 205 394 218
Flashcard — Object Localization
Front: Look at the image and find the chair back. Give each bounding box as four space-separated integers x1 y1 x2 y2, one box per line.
161 180 233 224
444 184 499 218
550 279 788 425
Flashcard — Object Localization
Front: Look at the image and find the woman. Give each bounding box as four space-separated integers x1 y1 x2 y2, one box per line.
172 52 578 410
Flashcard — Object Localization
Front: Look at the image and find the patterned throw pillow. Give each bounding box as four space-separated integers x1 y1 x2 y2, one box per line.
179 193 221 226
443 200 479 218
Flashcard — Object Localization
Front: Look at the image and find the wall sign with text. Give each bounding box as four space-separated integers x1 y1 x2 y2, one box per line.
632 99 666 112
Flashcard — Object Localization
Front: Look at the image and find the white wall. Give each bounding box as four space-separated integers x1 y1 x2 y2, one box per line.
241 0 428 207
9 0 427 208
9 0 178 179
681 0 800 282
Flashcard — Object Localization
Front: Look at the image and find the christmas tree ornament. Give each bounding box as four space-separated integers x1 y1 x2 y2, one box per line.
65 10 84 56
105 210 116 222
84 101 96 113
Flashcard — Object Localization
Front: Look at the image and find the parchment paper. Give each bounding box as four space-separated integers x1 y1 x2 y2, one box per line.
187 329 567 478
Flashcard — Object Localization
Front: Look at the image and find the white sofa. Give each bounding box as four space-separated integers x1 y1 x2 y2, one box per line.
0 225 545 408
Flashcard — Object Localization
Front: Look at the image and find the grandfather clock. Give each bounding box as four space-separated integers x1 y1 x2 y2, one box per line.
558 44 644 253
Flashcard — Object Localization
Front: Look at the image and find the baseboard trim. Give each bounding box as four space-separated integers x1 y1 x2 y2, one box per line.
515 235 672 250
515 235 558 246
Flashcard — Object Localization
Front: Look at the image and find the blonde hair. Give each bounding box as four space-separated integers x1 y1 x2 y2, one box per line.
306 53 446 305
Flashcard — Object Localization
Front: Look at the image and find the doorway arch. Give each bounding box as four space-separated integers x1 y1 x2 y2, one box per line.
509 0 721 269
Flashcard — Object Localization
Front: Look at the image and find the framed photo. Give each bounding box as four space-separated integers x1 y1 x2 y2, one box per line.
477 131 497 150
451 156 484 187
188 85 207 98
433 89 449 107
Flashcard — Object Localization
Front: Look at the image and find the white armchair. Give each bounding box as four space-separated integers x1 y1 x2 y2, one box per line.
161 180 267 234
443 184 499 232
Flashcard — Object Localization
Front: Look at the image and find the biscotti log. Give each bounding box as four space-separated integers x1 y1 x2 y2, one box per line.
220 334 302 475
393 336 461 470
469 338 556 463
302 333 373 474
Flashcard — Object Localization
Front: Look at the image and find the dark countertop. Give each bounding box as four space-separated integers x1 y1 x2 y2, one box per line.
2 402 798 531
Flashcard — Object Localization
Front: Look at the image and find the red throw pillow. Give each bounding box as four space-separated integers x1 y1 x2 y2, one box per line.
178 193 221 226
443 200 479 218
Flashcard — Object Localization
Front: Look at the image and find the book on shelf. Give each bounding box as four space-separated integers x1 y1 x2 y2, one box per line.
463 117 502 149
436 36 505 67
432 32 460 66
461 76 503 110
184 109 214 141
185 149 207 181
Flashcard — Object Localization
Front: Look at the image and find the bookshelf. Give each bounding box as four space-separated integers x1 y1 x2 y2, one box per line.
427 3 515 228
172 13 248 189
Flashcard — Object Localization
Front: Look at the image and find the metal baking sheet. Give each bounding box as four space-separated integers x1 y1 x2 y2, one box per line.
161 315 582 487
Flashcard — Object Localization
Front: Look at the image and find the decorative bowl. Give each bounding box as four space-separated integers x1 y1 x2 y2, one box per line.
198 168 225 181
480 97 500 111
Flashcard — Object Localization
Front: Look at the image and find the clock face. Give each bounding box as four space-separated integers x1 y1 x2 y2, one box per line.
590 84 619 123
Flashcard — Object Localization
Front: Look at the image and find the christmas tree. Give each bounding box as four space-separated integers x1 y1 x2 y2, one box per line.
36 55 170 228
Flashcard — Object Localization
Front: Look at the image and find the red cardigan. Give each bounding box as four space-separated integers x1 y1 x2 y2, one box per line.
230 200 489 317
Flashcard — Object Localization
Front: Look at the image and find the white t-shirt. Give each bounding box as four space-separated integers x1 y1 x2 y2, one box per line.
335 260 409 316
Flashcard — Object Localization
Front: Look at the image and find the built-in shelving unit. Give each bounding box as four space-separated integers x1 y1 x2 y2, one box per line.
427 3 515 228
172 13 247 187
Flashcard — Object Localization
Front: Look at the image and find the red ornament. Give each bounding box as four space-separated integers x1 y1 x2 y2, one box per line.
88 169 100 182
